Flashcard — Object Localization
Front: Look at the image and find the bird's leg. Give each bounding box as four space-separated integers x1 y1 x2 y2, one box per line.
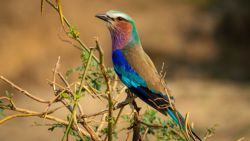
132 99 141 113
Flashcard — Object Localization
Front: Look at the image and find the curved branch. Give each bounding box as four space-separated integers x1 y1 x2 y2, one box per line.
0 76 50 103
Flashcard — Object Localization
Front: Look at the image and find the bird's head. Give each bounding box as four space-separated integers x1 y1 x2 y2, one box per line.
96 10 140 50
96 10 134 25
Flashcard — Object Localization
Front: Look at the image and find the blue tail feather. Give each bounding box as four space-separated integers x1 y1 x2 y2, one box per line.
167 108 185 128
128 86 201 141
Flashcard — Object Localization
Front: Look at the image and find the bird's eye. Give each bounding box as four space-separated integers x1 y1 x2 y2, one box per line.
117 17 124 21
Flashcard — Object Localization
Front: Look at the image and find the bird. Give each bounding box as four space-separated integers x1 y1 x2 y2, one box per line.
96 10 201 141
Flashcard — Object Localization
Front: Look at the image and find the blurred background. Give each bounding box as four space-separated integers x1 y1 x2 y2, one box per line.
0 0 250 140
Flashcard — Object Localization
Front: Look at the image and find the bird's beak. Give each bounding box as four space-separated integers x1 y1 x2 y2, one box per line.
95 13 110 22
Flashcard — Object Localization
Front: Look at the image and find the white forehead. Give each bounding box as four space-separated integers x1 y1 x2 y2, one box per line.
106 10 133 21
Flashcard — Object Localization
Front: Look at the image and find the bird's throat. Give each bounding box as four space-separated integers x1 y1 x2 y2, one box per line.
109 22 140 51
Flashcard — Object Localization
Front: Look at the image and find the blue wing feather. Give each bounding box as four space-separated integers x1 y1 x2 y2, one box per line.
112 50 147 88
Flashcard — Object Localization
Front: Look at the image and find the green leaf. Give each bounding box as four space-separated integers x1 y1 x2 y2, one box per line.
81 51 90 63
65 66 84 78
66 69 73 77
142 109 157 124
91 78 102 91
68 26 80 39
70 129 83 141
75 66 83 71
82 136 91 141
5 90 13 98
61 92 71 100
74 90 84 99
121 115 133 125
204 124 218 138
100 127 117 138
113 129 118 139
91 59 98 67
139 109 186 140
121 115 130 122
101 127 108 135
106 67 116 79
48 123 64 131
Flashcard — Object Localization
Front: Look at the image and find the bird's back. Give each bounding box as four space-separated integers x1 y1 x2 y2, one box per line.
121 46 167 94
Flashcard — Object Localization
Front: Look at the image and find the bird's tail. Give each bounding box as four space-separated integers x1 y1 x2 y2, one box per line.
167 108 202 141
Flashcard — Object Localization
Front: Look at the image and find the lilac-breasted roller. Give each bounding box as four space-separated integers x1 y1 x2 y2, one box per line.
96 10 201 140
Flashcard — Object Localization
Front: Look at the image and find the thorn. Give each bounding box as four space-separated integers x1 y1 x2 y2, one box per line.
41 0 44 16
56 0 64 26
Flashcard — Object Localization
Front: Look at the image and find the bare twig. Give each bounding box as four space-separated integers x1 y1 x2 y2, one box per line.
0 113 64 124
0 76 50 103
53 56 61 93
95 38 113 141
43 94 62 117
113 106 124 127
96 113 107 136
0 97 66 126
0 102 88 137
82 92 136 119
125 132 130 141
142 127 149 141
139 121 183 137
43 56 62 117
58 34 83 51
81 48 94 84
